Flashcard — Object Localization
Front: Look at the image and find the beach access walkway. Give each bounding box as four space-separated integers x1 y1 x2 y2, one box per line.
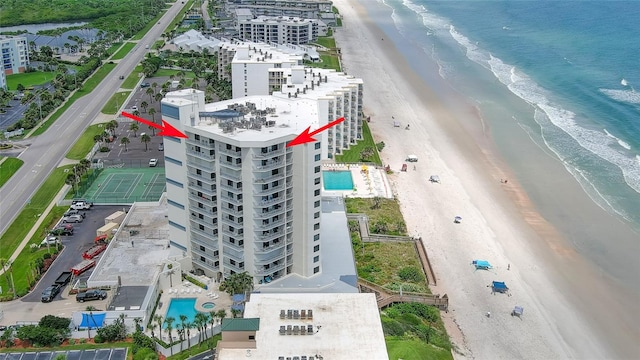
358 278 449 311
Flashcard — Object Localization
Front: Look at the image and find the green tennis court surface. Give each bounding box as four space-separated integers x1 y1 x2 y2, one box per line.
79 168 166 204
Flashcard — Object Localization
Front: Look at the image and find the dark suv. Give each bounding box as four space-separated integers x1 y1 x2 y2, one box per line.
50 224 73 236
41 284 61 302
76 289 107 302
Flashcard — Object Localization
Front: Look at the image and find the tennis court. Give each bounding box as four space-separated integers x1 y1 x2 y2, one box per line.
79 168 166 204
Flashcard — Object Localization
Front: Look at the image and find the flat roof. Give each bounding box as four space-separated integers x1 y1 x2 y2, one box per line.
257 196 358 293
185 96 320 143
218 293 388 360
88 197 171 289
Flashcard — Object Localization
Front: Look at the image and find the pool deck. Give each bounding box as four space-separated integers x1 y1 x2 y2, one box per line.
156 278 234 341
322 163 393 198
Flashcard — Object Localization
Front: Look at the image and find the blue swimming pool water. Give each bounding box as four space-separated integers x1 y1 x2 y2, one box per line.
164 298 200 327
202 302 215 309
322 171 354 190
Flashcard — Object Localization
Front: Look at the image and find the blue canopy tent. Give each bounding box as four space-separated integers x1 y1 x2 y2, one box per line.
472 260 492 270
79 312 106 329
491 281 509 294
232 294 245 303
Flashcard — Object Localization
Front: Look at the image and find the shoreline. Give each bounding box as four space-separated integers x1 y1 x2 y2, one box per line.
333 0 638 358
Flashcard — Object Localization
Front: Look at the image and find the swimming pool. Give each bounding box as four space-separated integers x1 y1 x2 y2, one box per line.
164 298 201 327
322 171 354 190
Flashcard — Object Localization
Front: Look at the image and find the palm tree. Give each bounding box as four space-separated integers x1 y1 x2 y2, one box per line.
141 133 151 151
108 119 119 135
120 136 130 151
133 110 141 117
105 121 116 135
219 272 254 296
140 101 148 113
149 322 157 340
216 309 227 324
129 122 139 137
93 133 104 147
155 92 163 103
154 314 164 338
146 87 155 103
178 314 187 351
194 312 207 343
165 316 175 355
79 159 91 172
185 321 194 348
231 308 241 318
152 82 158 92
148 107 156 123
133 317 143 332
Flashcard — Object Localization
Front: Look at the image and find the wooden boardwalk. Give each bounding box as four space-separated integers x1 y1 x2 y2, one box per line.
358 278 448 311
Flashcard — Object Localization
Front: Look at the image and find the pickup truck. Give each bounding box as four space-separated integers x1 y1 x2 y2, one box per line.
41 284 61 302
76 289 107 302
70 201 92 210
54 271 72 286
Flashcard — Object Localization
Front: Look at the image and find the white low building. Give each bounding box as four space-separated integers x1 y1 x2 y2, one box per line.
238 15 327 45
216 292 389 359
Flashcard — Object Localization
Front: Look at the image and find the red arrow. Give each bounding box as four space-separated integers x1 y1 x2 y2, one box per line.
121 111 188 138
286 117 345 148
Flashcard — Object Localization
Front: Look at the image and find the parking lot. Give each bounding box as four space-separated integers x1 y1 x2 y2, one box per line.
22 205 128 306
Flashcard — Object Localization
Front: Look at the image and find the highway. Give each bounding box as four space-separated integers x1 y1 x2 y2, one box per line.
0 1 187 237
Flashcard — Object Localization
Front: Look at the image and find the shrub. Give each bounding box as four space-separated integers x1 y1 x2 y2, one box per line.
99 147 110 152
79 338 86 344
398 266 424 283
43 252 52 259
376 141 385 152
93 334 104 343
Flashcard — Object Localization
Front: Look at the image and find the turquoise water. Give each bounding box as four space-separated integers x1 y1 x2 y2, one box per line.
164 298 200 327
202 302 215 309
322 171 354 190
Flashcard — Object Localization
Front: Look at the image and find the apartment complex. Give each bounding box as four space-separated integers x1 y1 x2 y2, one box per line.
0 35 29 75
238 16 322 45
224 0 336 25
0 71 6 90
161 89 325 284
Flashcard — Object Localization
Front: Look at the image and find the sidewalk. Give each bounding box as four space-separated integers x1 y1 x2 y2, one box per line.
0 184 71 276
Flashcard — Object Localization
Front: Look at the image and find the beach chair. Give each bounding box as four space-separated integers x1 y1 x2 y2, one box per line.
207 292 213 297
180 289 186 294
212 293 219 299
197 288 202 294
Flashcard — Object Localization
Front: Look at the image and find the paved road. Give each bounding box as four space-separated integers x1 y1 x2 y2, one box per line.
0 1 186 237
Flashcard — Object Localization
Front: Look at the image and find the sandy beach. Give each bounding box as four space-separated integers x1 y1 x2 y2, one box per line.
333 0 639 358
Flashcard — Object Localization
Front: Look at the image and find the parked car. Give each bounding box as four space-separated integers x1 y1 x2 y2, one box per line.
40 235 60 246
158 143 164 151
64 209 86 218
50 224 73 236
76 289 107 302
41 284 61 302
62 214 84 223
140 82 151 88
149 158 158 167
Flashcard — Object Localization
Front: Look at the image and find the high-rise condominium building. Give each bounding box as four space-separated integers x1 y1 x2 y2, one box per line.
238 16 321 45
162 89 325 284
0 35 29 75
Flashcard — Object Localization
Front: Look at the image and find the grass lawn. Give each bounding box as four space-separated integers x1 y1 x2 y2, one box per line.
111 42 136 60
152 40 165 50
122 65 144 89
106 42 123 57
166 335 221 360
0 165 72 262
0 206 66 300
66 123 109 160
153 68 196 78
335 122 382 164
306 53 341 72
315 36 336 49
354 240 426 291
30 63 116 137
0 157 24 188
6 71 55 91
102 91 131 114
345 197 407 235
386 337 453 360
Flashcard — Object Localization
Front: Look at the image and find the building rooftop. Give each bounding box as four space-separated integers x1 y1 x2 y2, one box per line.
274 67 363 100
88 197 170 289
221 318 261 331
163 93 320 143
257 196 358 293
218 293 388 360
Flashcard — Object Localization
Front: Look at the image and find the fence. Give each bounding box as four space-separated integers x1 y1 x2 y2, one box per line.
94 158 164 169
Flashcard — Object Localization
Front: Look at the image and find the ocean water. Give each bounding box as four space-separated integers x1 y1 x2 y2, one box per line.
362 0 640 284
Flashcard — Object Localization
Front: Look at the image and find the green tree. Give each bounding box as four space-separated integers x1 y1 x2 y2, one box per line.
146 87 155 103
164 316 175 355
129 122 139 137
140 101 148 113
148 107 156 123
39 315 71 330
120 136 130 151
219 272 254 296
141 133 151 151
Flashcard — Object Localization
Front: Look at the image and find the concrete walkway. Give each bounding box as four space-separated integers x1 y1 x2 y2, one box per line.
0 184 70 276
